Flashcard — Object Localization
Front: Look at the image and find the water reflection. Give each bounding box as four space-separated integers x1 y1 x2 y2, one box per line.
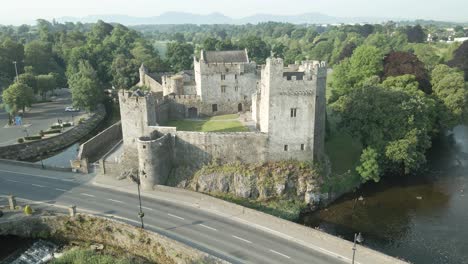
302 126 468 264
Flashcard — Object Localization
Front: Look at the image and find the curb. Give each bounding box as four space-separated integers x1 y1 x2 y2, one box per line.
0 159 72 172
92 177 407 264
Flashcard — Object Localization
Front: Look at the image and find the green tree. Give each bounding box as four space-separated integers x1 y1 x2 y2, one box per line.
35 74 56 100
238 36 270 64
166 42 194 71
202 37 219 51
431 65 468 129
17 72 37 93
24 40 59 75
356 147 380 182
68 61 102 111
412 44 441 72
330 45 384 101
332 85 435 181
2 82 34 113
111 55 138 89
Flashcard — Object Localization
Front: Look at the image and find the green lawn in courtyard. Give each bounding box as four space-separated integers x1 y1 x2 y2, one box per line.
165 114 248 132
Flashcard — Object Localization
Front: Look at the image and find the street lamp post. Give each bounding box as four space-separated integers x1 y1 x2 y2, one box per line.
13 61 19 83
130 172 145 229
352 232 364 264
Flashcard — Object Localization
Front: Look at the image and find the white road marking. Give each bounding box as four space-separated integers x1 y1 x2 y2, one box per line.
81 193 95 197
55 188 68 192
168 213 185 220
5 179 21 183
232 235 252 244
269 249 291 259
199 224 217 231
107 199 124 204
31 184 45 188
141 206 154 211
0 169 74 182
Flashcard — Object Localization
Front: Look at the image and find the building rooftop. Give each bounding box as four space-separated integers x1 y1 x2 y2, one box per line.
202 50 249 64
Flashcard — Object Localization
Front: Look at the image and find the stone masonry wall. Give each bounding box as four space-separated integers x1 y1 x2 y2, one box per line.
174 131 268 168
77 121 122 163
0 105 106 161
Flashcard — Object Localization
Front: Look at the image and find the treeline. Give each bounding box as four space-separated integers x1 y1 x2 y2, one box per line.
136 22 465 72
0 19 168 112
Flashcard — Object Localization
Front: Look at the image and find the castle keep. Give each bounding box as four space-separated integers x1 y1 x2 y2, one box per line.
119 50 327 190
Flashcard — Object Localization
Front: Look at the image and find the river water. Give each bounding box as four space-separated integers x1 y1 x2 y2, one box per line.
302 126 468 264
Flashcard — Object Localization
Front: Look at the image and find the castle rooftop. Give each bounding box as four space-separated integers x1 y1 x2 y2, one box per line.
202 50 249 64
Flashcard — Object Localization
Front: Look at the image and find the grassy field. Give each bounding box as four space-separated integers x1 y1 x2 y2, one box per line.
164 114 248 132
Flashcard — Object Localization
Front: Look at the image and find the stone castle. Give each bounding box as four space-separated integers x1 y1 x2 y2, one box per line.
119 50 327 190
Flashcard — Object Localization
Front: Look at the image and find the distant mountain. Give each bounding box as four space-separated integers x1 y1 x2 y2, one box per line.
56 12 394 25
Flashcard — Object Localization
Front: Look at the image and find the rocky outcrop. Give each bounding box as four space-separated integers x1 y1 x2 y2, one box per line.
174 161 323 207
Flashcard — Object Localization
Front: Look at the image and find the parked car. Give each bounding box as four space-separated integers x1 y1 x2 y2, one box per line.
65 106 80 112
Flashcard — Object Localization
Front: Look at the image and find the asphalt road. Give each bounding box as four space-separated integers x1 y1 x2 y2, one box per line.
0 165 345 264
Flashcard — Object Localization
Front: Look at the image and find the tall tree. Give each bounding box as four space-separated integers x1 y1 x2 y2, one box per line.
431 65 468 129
35 73 56 100
448 40 468 81
166 42 194 72
330 45 384 101
2 82 34 114
383 51 431 93
68 61 102 111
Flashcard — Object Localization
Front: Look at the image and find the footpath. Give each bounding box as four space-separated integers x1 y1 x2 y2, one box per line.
94 175 408 264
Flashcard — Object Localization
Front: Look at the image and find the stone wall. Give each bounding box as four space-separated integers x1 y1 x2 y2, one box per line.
0 105 106 161
173 131 268 167
194 59 258 107
77 121 122 163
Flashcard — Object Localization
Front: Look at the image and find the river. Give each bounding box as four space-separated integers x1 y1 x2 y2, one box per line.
301 126 468 264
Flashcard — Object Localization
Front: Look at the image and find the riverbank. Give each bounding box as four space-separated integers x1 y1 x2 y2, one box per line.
301 126 468 264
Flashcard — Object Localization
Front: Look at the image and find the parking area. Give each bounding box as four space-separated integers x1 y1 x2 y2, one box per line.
0 89 87 146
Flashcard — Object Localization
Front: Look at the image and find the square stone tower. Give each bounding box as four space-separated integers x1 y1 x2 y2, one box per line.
254 58 327 162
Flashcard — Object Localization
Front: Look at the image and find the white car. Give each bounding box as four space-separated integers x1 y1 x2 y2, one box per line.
65 106 80 112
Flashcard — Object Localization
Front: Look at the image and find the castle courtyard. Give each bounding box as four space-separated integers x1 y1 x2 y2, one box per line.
163 113 250 132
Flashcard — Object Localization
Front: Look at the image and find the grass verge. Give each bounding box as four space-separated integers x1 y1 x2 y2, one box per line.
164 114 248 132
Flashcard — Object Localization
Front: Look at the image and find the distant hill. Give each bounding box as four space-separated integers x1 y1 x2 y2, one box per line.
56 12 395 25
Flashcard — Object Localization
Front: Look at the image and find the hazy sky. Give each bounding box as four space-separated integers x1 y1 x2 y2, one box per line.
1 0 467 25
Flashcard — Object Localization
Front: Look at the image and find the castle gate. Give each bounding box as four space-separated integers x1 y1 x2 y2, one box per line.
188 107 198 118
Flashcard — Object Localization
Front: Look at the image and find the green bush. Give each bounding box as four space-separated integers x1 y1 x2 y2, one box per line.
78 117 86 124
43 129 61 135
51 125 62 129
24 135 42 141
17 138 25 143
62 122 72 128
24 205 33 215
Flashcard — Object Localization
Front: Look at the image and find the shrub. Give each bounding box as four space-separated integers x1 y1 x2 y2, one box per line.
78 117 86 124
17 138 25 143
24 205 33 215
24 135 42 141
62 122 72 128
51 125 62 129
43 129 61 135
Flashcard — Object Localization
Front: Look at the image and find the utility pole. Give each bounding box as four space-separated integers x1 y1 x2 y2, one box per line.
13 61 19 83
130 171 145 229
352 233 363 264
